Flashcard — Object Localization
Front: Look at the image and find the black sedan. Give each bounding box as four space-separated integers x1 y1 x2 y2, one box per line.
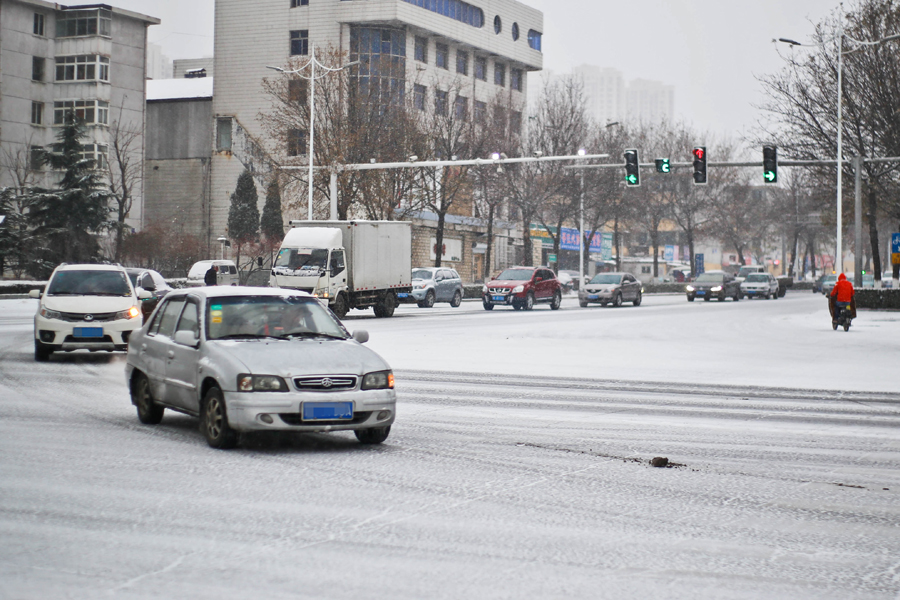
686 271 742 302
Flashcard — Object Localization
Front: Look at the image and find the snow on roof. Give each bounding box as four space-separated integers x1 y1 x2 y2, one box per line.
146 77 213 101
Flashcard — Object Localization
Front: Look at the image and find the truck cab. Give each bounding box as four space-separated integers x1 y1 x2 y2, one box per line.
270 228 347 304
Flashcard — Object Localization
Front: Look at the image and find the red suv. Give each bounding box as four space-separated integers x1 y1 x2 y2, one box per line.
482 267 563 311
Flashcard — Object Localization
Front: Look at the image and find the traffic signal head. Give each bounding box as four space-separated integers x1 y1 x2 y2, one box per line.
692 146 707 185
655 158 670 174
624 149 640 187
763 145 778 183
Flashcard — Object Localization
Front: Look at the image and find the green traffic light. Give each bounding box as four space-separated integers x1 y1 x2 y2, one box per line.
764 170 776 182
626 174 637 184
655 158 670 173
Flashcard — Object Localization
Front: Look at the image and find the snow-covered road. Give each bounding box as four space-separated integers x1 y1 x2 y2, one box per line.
1 294 898 599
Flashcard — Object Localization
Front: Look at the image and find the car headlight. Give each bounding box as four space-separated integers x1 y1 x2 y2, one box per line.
685 285 695 292
314 290 330 299
711 286 723 292
512 285 524 294
115 306 142 320
361 370 394 390
39 307 61 320
237 374 288 392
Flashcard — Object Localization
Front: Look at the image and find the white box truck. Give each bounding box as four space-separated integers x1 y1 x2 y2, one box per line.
270 220 412 318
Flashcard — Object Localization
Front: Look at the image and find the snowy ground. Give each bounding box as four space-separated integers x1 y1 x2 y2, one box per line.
0 294 898 599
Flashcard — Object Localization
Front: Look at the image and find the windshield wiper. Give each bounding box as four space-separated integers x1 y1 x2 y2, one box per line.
214 333 268 340
283 331 346 340
85 292 131 297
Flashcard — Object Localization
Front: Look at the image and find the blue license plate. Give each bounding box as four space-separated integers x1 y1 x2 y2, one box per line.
302 402 353 421
73 327 103 338
696 291 705 295
396 293 409 298
588 294 599 300
492 295 505 302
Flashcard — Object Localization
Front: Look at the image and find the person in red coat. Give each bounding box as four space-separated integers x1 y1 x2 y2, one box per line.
829 273 856 323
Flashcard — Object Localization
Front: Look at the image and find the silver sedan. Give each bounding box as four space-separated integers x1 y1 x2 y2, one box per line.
124 287 396 449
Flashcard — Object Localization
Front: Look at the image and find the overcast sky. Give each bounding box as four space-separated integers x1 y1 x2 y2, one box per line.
112 0 835 139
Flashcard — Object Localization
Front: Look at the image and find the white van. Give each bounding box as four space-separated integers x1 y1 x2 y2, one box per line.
185 260 239 287
30 264 150 361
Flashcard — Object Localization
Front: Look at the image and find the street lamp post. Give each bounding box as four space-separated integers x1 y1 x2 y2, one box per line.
268 45 358 220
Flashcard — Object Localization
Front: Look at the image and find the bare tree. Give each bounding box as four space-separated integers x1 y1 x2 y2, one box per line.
106 117 142 262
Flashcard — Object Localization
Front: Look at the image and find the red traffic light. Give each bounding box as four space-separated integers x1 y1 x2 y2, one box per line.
692 148 705 161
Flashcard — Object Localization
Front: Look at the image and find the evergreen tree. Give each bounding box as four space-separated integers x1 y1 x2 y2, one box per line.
28 113 110 272
260 178 285 244
227 170 260 244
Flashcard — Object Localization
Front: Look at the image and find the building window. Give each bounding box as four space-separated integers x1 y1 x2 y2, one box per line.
474 100 486 122
474 56 487 81
349 26 406 106
80 144 108 169
510 110 522 134
414 84 426 111
414 36 427 63
435 43 449 70
512 22 519 41
216 117 233 151
454 95 468 120
55 55 110 82
400 0 484 28
511 68 523 92
32 57 44 81
435 89 448 116
290 0 308 6
494 63 506 87
29 146 45 170
456 50 468 75
528 30 542 51
33 13 45 36
53 100 109 125
288 79 308 104
493 15 502 34
290 30 309 56
56 9 111 38
31 102 44 125
287 129 307 156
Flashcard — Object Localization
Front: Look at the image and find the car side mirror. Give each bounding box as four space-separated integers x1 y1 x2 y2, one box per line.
137 289 153 300
352 330 369 344
29 289 41 299
174 330 199 348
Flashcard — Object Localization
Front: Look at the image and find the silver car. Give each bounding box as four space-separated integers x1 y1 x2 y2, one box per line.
409 267 463 308
125 287 396 449
740 272 779 299
579 272 642 307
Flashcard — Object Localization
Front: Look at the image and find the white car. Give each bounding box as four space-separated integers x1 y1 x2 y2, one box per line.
125 287 396 449
740 272 779 299
185 260 239 287
30 264 150 361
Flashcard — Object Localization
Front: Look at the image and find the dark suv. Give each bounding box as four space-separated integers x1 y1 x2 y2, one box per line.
483 267 563 311
686 270 742 302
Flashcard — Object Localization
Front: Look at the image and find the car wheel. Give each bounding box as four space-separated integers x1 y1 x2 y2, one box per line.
612 293 623 307
419 290 435 308
482 301 494 311
374 292 396 318
687 295 695 302
34 339 52 362
633 292 642 306
450 290 462 308
200 387 237 449
133 373 164 425
355 425 391 444
550 290 562 310
332 293 349 319
524 292 535 311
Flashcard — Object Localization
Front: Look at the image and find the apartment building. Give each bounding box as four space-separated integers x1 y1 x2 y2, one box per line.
573 64 625 126
625 78 675 124
0 0 159 230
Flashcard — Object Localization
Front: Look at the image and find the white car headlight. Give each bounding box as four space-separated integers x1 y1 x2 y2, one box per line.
39 307 61 320
685 285 695 292
237 374 288 392
711 286 723 292
512 285 524 294
114 306 141 320
361 370 394 390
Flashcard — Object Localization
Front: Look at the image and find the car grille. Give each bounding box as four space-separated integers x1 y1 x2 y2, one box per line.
293 376 358 391
278 411 371 426
59 311 119 322
488 287 509 294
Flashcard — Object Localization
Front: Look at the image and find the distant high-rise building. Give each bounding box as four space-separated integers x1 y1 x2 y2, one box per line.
573 64 624 126
146 42 172 80
625 78 674 124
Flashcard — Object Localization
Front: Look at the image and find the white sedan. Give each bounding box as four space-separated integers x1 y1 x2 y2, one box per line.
124 287 396 449
740 273 779 299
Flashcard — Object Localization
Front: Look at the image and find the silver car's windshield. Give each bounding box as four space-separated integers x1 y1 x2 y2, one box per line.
207 296 348 341
47 270 131 297
589 274 622 285
745 274 768 282
412 269 433 280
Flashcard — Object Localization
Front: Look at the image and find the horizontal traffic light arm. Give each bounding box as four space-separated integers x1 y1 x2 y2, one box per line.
565 158 870 170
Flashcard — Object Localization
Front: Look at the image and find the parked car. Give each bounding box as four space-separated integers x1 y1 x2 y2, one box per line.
29 263 150 361
126 268 172 321
557 270 581 292
579 272 642 307
482 266 563 311
740 272 779 299
185 260 239 287
124 287 396 449
408 267 463 308
820 274 839 296
685 270 742 302
812 274 827 294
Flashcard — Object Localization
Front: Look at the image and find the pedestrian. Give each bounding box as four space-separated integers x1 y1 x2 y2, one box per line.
204 264 218 286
